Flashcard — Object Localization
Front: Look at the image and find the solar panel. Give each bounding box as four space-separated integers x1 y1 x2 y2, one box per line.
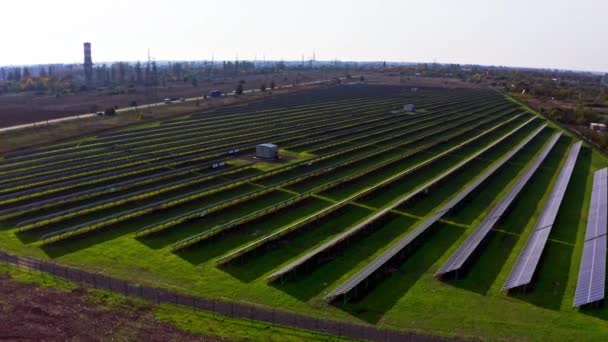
218 116 534 267
502 141 581 290
574 168 608 307
584 168 608 242
436 132 561 277
325 124 547 300
574 235 607 306
267 117 536 281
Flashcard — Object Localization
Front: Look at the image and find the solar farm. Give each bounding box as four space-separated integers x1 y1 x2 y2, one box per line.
1 84 608 340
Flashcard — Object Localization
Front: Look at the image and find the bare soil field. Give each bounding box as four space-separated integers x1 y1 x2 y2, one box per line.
0 275 213 341
364 72 483 89
0 70 343 127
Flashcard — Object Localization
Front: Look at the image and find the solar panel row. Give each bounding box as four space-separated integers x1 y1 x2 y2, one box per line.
325 124 547 301
217 115 534 267
502 141 582 290
574 168 608 307
435 132 562 277
266 117 535 281
584 168 608 242
574 235 607 307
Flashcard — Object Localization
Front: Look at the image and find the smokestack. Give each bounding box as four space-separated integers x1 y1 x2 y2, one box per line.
83 42 93 85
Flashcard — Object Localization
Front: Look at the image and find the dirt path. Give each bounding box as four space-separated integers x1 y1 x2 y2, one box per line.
0 276 216 341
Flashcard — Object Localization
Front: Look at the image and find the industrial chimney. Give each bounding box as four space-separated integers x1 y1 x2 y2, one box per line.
83 42 93 85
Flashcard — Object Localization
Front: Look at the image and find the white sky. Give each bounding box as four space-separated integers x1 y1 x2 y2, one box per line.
1 0 606 72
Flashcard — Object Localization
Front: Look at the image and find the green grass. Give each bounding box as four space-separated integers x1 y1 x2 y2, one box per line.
1 91 608 341
0 262 349 341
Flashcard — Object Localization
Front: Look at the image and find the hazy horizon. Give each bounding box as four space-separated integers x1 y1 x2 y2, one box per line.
1 0 607 72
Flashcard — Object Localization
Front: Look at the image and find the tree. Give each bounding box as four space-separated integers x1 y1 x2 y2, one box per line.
135 61 143 84
13 67 21 81
260 83 266 92
151 61 158 86
270 81 275 90
235 83 244 95
144 61 151 85
575 106 598 125
118 62 127 84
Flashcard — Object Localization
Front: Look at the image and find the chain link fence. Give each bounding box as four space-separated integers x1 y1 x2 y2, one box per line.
0 251 454 342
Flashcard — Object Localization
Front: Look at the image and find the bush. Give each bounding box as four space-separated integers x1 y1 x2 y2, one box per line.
105 107 116 116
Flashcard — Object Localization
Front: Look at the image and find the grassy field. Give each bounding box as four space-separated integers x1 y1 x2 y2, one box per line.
1 86 607 341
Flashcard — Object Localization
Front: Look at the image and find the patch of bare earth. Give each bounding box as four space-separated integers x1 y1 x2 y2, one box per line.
0 276 217 341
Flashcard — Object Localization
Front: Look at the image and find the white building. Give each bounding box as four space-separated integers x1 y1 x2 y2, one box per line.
590 123 607 132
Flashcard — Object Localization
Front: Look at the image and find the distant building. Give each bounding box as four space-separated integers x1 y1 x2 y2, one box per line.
256 143 279 160
403 104 416 112
83 42 93 85
208 90 222 97
590 123 607 132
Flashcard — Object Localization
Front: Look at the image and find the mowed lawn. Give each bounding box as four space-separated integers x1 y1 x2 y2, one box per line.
1 96 608 341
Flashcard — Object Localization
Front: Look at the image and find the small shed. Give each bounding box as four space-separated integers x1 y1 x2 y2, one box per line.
590 123 607 132
403 104 416 112
256 143 279 160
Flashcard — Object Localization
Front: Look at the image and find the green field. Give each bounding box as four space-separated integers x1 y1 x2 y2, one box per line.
1 85 607 341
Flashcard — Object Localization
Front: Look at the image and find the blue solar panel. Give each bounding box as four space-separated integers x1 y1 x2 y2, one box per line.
326 124 547 300
584 168 608 242
573 168 608 307
436 132 561 277
574 235 607 306
503 141 581 290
